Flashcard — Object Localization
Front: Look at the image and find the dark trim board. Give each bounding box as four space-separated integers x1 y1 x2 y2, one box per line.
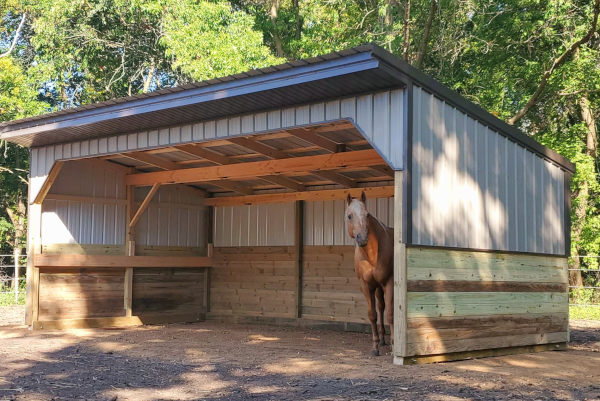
394 343 567 365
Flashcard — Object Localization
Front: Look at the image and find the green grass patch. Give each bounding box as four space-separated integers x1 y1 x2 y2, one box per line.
570 304 600 320
0 291 25 307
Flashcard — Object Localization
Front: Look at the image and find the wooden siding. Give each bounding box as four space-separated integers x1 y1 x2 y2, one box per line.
405 247 569 356
38 268 125 320
210 247 297 317
132 268 206 316
29 89 405 202
301 246 367 323
411 86 566 254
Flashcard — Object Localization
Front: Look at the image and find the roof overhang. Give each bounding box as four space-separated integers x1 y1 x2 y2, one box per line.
0 45 404 148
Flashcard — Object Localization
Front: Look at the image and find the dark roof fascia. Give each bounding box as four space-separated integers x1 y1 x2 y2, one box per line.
370 44 576 173
0 51 378 141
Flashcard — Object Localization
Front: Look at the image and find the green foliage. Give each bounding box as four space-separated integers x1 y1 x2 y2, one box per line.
570 305 600 321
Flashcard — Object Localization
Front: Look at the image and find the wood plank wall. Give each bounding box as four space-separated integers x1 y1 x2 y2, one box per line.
405 247 569 356
301 246 367 323
210 247 297 318
38 244 206 322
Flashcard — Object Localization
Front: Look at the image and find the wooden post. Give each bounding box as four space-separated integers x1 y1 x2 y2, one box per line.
294 201 304 318
124 172 135 317
393 170 408 365
204 206 214 313
25 203 42 325
14 249 20 304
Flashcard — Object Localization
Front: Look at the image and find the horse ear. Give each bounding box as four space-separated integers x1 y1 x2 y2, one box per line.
346 193 352 206
360 191 367 204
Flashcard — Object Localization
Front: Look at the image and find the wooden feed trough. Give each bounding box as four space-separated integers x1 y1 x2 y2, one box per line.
0 44 575 364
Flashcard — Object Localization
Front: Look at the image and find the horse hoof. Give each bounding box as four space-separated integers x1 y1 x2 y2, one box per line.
379 340 386 347
369 349 380 357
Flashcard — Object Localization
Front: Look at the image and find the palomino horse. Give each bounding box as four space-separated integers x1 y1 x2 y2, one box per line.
345 191 394 356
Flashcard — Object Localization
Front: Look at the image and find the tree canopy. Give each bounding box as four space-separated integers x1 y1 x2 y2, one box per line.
1 0 600 292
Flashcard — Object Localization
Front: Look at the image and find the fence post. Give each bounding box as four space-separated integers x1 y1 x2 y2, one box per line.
14 249 20 304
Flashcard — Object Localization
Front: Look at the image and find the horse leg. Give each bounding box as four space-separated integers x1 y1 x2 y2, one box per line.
383 279 394 346
359 280 380 356
375 286 386 347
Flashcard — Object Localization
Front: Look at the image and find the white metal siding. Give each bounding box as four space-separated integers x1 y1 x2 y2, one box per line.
214 202 295 246
41 160 126 245
411 86 566 254
29 89 405 202
303 184 394 246
134 185 206 247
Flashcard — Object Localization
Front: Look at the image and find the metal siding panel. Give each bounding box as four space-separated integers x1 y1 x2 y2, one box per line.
80 140 90 157
432 95 445 246
241 115 254 134
487 128 500 250
91 203 105 244
340 97 357 120
249 204 258 246
181 124 192 142
104 204 116 245
516 146 527 252
497 136 507 250
147 130 159 147
80 203 92 244
117 135 127 151
127 134 137 150
296 105 310 125
555 164 565 254
304 201 314 245
63 143 72 159
534 156 543 253
326 100 340 120
313 201 324 245
268 110 281 129
255 112 267 131
158 129 169 145
216 119 228 137
229 117 241 136
411 87 422 245
146 205 159 246
193 123 204 141
204 120 216 139
310 103 325 123
333 199 345 245
257 204 268 245
356 94 373 140
136 205 149 246
157 205 169 246
389 89 404 170
169 126 181 144
137 132 148 149
373 92 390 166
444 103 457 247
89 139 99 155
282 108 296 127
323 200 334 245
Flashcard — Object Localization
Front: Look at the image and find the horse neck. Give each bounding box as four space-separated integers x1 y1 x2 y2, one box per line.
361 214 386 265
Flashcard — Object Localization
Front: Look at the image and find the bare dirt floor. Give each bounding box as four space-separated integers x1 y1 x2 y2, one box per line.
0 309 599 401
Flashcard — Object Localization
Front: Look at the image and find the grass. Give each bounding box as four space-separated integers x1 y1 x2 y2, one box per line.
0 282 26 307
570 304 600 320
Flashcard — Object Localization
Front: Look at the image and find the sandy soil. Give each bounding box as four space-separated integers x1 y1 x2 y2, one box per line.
0 309 599 401
0 306 25 327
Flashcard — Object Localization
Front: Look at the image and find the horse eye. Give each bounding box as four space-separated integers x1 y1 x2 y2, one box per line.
347 214 352 220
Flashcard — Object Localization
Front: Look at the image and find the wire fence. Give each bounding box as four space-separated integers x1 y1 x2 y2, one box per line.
569 256 600 310
0 253 27 305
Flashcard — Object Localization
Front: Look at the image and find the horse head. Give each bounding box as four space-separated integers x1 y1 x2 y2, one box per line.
345 191 369 247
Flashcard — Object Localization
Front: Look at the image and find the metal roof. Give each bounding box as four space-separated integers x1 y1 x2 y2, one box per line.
0 43 575 172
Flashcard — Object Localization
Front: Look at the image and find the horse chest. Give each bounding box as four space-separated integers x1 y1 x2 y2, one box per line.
355 257 385 284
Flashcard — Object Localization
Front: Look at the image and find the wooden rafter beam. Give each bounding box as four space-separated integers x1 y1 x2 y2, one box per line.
285 128 344 153
204 186 394 207
370 164 394 178
176 143 304 192
33 161 64 204
124 149 380 187
206 180 254 196
122 151 182 171
129 183 160 228
228 136 356 188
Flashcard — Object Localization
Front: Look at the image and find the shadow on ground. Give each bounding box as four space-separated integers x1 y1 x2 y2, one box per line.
0 321 599 400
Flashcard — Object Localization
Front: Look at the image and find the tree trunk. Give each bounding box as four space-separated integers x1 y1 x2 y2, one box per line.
580 94 597 157
269 0 285 58
292 0 302 40
417 0 437 69
402 0 411 61
143 66 155 93
385 0 394 52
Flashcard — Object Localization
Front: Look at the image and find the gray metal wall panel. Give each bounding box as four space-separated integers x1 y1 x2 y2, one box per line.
411 86 566 255
41 160 127 245
29 90 406 202
134 185 206 247
213 202 295 247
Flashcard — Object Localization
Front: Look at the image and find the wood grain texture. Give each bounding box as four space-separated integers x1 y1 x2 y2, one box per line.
32 312 205 330
407 280 568 292
35 254 212 268
42 244 127 255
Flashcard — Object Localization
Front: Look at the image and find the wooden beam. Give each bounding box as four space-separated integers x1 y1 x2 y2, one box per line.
129 183 160 228
294 201 304 318
122 151 182 170
177 144 303 192
125 149 381 187
35 254 213 268
45 194 128 205
393 170 408 364
204 186 394 207
286 128 343 153
33 161 64 204
311 170 357 188
228 137 290 159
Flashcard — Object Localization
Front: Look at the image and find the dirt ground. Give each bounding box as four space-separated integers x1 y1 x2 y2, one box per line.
0 309 599 401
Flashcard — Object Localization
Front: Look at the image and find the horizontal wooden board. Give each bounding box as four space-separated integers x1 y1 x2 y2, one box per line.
33 313 205 330
407 331 568 355
36 254 212 268
135 246 206 257
42 244 126 255
407 292 568 318
407 280 568 293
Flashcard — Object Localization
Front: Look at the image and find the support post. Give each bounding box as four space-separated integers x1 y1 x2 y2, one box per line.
14 249 20 304
124 172 135 317
204 205 214 313
25 203 42 325
393 170 408 365
294 201 304 318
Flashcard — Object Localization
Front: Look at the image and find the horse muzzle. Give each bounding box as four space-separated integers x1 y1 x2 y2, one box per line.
356 234 368 247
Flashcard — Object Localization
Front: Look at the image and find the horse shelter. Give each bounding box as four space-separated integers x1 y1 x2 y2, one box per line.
0 44 575 365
